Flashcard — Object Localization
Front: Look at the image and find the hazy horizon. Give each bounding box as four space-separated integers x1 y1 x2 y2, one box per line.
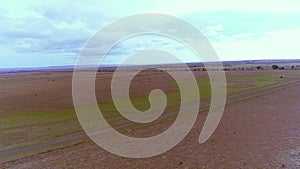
1 59 300 70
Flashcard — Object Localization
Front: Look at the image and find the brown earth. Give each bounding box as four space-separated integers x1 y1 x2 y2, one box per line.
0 69 300 168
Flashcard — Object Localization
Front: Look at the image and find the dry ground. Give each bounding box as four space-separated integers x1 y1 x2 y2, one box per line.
0 69 299 168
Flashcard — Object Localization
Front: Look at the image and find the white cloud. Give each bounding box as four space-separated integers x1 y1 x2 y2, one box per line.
231 33 254 40
214 29 300 60
151 0 300 15
203 24 224 37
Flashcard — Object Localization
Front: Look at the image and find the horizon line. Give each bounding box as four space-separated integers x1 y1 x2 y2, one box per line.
1 59 300 70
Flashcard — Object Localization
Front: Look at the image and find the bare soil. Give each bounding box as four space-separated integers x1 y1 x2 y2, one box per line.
0 69 299 168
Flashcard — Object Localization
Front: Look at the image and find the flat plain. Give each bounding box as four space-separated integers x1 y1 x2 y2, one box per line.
0 62 300 168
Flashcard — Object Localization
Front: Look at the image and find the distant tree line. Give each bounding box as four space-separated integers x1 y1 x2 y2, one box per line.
96 64 299 72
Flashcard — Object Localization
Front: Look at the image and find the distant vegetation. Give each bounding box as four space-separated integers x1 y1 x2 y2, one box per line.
256 66 263 70
94 63 299 72
272 65 280 69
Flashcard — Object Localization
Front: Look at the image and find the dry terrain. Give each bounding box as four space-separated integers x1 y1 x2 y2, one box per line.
0 68 299 168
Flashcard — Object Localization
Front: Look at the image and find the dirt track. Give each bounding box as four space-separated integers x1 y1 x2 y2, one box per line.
0 72 300 168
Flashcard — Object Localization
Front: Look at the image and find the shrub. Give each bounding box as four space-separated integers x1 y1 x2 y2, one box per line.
256 66 263 70
272 65 279 69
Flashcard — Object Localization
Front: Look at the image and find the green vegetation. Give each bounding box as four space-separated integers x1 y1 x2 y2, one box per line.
226 73 281 94
0 110 76 131
169 72 292 102
0 110 81 151
169 77 211 102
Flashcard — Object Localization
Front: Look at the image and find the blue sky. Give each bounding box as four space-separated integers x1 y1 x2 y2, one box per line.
0 0 300 68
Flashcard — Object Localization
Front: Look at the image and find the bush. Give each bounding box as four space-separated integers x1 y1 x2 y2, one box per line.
272 65 279 69
256 66 263 70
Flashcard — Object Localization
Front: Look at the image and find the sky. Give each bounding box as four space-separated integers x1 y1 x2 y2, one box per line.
0 0 300 68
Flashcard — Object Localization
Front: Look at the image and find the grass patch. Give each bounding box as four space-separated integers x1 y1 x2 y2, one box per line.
0 110 82 151
226 72 289 94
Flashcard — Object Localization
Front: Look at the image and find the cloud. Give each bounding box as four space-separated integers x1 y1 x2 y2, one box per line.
0 5 104 64
152 0 300 15
0 1 300 68
203 24 224 37
213 29 300 61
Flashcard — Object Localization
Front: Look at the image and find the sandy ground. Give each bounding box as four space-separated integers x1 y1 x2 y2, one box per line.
0 70 299 168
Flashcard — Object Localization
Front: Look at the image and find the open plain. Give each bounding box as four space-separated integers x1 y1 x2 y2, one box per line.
0 64 300 168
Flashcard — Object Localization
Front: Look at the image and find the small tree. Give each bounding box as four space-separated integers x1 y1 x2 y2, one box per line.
272 65 279 70
256 66 263 70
